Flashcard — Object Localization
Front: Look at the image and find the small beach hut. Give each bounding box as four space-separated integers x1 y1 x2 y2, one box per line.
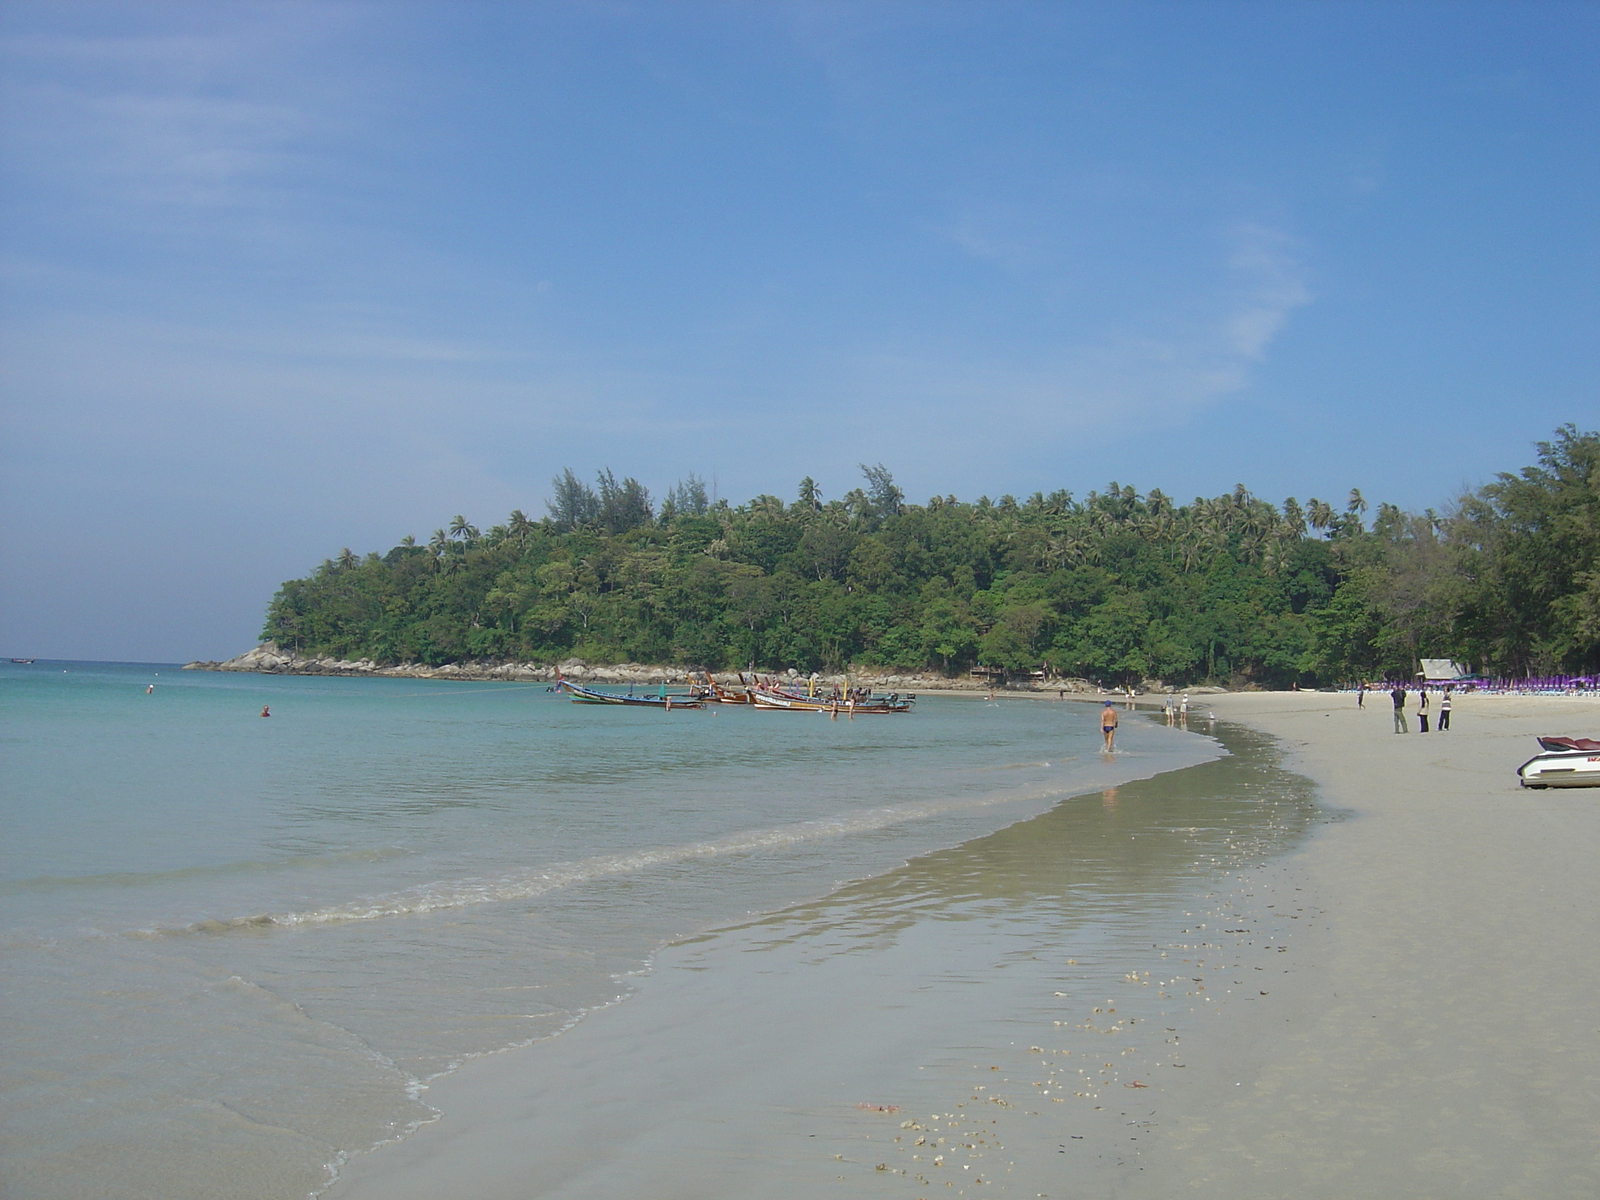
1417 659 1470 681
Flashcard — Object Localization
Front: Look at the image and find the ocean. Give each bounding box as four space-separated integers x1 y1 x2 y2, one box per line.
0 661 1308 1198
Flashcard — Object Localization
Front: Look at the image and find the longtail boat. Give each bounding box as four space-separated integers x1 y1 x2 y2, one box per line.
691 671 752 704
554 676 704 709
750 687 915 713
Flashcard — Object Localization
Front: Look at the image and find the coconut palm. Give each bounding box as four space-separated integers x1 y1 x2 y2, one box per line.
1281 498 1307 539
507 509 534 547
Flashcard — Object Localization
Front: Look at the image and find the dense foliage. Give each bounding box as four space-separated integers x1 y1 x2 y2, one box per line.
263 429 1600 686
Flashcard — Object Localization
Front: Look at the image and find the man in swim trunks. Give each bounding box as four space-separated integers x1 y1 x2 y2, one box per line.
1101 700 1119 751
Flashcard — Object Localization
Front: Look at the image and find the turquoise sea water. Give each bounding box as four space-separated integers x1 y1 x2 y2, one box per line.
0 661 1222 1199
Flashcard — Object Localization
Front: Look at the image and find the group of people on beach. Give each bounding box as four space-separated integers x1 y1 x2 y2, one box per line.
1367 684 1453 733
1160 692 1190 725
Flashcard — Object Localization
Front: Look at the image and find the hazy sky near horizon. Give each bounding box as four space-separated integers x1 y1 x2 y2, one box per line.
2 1 1596 661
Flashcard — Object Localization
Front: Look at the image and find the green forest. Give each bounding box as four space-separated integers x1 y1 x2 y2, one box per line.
262 426 1600 686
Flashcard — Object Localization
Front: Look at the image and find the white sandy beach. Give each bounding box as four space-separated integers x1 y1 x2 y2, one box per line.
1145 690 1600 1196
325 691 1600 1199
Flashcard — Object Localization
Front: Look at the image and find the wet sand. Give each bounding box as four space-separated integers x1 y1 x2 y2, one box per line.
324 692 1600 1199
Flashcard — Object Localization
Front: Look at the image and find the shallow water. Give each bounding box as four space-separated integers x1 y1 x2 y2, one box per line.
1 662 1218 1199
325 720 1324 1200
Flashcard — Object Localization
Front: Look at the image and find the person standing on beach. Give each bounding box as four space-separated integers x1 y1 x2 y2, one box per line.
1417 686 1430 733
1390 684 1407 733
1101 700 1119 751
1439 689 1452 731
1357 684 1365 708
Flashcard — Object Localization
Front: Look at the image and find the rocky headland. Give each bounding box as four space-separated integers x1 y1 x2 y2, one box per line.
183 642 1056 692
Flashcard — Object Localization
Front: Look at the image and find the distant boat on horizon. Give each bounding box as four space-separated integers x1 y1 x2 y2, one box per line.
10 658 35 664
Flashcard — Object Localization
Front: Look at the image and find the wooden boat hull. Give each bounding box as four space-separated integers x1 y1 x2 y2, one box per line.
694 673 752 703
555 679 703 709
750 691 830 711
750 689 913 713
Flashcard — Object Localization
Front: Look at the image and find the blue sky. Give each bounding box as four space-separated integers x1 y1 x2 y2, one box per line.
2 1 1595 660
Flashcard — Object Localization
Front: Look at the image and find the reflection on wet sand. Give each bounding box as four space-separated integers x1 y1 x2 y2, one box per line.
326 720 1322 1200
723 722 1316 957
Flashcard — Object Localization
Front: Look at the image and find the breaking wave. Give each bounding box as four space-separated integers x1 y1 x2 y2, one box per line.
163 785 1059 937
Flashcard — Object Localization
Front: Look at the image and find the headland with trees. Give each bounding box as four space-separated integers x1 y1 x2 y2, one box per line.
254 426 1599 688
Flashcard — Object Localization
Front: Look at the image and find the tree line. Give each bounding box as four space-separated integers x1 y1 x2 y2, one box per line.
261 426 1600 686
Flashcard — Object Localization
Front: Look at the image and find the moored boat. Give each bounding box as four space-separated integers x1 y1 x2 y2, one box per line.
750 686 914 713
554 676 704 709
690 671 752 704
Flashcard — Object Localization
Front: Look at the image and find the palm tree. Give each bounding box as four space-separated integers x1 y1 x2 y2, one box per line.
1259 539 1283 576
449 515 479 542
507 509 534 548
336 547 358 571
1281 498 1307 539
1176 528 1205 571
1307 499 1334 533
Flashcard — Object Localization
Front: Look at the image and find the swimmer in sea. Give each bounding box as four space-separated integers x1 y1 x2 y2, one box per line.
260 705 270 718
1100 699 1118 751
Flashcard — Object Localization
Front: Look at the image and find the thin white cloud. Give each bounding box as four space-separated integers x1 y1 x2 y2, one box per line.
1 7 378 218
1223 223 1313 360
816 221 1313 460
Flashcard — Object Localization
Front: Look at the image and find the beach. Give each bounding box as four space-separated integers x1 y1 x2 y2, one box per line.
1148 690 1600 1196
325 690 1600 1199
7 667 1599 1198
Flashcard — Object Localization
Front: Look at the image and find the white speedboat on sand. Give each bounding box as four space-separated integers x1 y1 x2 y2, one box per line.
1518 737 1600 788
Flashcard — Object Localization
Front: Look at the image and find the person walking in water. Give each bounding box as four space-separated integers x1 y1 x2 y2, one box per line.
1101 700 1119 751
1439 689 1452 731
1390 684 1407 733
